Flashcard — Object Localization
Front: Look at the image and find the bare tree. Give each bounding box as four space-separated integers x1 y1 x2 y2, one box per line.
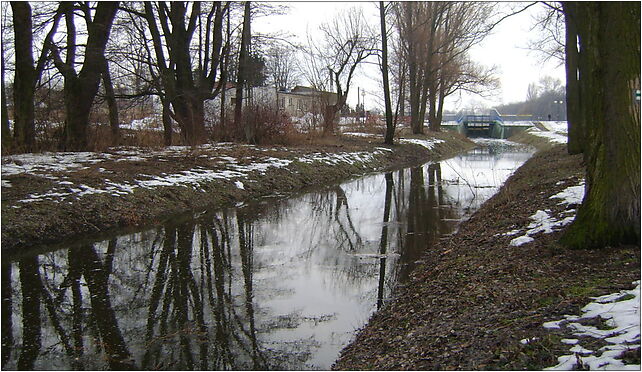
234 1 253 143
379 2 394 145
9 2 65 152
395 2 496 133
143 2 228 146
44 2 119 151
265 44 299 90
303 7 377 134
527 4 565 65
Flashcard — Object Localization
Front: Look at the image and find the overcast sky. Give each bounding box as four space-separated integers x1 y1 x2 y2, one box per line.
253 1 566 113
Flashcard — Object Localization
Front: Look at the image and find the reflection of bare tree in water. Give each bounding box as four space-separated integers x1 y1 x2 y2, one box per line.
140 216 267 370
307 186 364 252
237 214 266 369
396 163 458 282
377 172 394 309
332 186 364 251
5 240 135 370
2 263 13 368
5 213 269 370
17 257 42 370
143 222 214 369
72 242 135 369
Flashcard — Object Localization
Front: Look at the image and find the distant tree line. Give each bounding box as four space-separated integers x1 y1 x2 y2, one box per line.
496 76 566 120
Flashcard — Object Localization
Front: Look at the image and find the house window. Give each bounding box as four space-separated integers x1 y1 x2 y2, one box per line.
288 98 293 106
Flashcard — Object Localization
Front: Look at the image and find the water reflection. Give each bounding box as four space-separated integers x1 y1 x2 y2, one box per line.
3 140 533 370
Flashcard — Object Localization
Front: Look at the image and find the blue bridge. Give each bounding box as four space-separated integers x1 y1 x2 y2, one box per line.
444 109 533 139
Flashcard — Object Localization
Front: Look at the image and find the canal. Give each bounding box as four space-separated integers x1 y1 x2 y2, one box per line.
2 139 534 370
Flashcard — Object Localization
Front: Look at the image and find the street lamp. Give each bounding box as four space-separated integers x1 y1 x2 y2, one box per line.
553 100 564 120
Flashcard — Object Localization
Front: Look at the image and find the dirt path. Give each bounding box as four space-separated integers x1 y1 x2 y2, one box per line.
1 132 474 254
333 144 640 370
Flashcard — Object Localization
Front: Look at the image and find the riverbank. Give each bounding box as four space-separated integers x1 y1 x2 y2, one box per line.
1 131 474 253
333 134 640 369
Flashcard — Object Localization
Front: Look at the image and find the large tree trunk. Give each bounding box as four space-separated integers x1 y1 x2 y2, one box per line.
235 2 253 143
63 84 93 151
427 84 439 132
434 83 446 130
1 41 11 153
102 59 120 146
57 2 119 151
11 2 36 153
563 2 583 155
560 2 640 249
323 101 341 135
380 2 394 145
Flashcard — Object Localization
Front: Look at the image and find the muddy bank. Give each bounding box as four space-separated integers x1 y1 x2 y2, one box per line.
333 144 640 370
1 131 474 254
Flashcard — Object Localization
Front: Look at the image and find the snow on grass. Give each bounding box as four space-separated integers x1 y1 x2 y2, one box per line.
343 132 379 138
541 121 568 134
509 209 574 246
2 151 113 177
399 138 445 150
506 181 585 246
550 181 585 206
543 281 640 370
297 151 379 166
510 235 535 246
527 127 568 144
6 145 395 204
121 115 163 131
342 133 445 151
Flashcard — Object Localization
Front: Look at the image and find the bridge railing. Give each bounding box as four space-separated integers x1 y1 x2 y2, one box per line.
455 110 504 124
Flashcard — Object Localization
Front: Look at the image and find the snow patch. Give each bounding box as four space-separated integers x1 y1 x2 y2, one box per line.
551 182 585 206
399 138 445 150
543 281 641 370
527 127 567 144
510 235 534 247
343 132 378 138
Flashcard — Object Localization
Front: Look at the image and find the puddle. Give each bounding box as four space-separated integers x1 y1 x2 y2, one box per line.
1 140 534 370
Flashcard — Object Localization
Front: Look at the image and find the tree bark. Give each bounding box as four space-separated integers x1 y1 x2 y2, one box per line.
235 2 253 143
102 59 120 146
11 2 36 152
1 41 11 152
563 2 583 155
561 2 640 249
380 2 394 145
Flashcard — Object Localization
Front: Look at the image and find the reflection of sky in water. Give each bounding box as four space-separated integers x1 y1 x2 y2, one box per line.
3 142 534 371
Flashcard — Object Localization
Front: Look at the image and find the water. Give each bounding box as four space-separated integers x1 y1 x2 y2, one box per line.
1 140 534 370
